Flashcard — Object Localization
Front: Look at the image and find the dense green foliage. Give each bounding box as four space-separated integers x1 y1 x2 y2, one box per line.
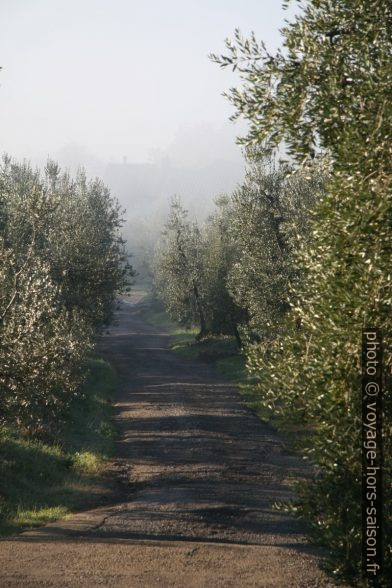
153 199 208 336
153 158 322 346
229 159 324 340
210 1 392 584
0 157 132 434
199 195 247 343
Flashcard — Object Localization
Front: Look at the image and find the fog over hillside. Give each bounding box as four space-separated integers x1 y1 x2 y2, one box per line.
104 156 244 218
0 0 294 224
104 124 245 280
53 124 246 222
0 0 295 275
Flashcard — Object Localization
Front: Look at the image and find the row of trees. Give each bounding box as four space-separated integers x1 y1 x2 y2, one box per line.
154 158 324 346
155 0 391 584
0 157 132 435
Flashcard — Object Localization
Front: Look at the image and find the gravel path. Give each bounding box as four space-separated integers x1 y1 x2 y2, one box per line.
0 298 335 587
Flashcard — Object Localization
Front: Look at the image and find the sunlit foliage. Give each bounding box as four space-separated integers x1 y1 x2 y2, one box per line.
212 0 392 583
0 157 133 435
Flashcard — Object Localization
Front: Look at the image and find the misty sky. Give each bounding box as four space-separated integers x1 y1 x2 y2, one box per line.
0 0 296 172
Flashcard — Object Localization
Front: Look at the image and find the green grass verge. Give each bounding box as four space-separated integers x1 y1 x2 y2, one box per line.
0 355 117 537
134 292 199 347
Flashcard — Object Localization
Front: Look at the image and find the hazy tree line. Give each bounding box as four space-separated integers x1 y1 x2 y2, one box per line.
155 1 392 584
0 157 132 436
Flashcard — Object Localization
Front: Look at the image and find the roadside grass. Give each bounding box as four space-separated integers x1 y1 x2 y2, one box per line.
134 291 199 347
0 355 117 537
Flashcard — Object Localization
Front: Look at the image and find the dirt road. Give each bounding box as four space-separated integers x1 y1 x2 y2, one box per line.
0 299 334 587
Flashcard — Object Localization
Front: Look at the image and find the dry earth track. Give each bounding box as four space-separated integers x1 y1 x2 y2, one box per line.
0 297 337 587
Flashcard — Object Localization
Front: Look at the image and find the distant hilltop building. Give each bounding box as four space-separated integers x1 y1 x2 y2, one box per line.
103 158 245 218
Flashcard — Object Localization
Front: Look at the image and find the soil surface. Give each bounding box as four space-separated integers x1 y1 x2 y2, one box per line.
0 298 336 587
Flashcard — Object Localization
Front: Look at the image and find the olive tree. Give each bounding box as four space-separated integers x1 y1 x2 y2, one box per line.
0 156 133 434
44 164 133 328
154 199 207 337
212 1 392 583
0 161 89 433
201 195 247 346
228 156 323 342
